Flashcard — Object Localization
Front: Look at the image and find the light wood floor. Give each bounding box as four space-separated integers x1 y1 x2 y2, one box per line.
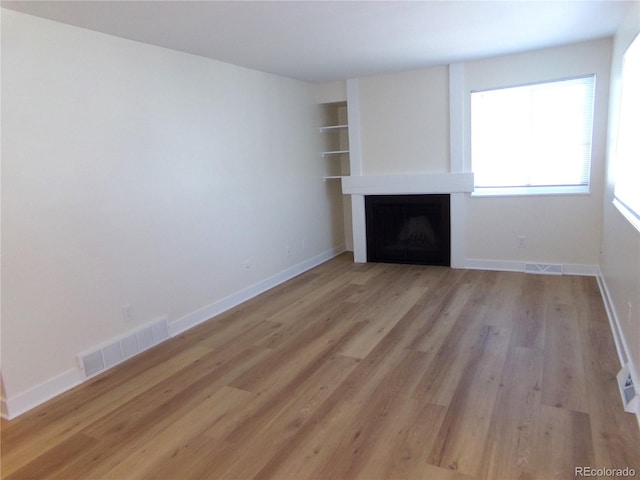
2 253 639 480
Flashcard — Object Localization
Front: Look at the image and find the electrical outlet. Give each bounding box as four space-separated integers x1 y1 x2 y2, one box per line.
517 235 526 248
122 305 135 323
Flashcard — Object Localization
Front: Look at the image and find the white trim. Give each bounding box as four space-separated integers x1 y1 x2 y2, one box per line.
2 369 83 420
341 173 474 196
342 175 473 264
464 258 526 273
464 258 598 276
596 267 632 367
450 193 466 269
613 198 640 233
351 195 367 263
345 78 365 262
472 185 590 197
169 245 345 336
449 63 466 174
449 63 468 269
346 79 363 176
596 267 640 424
563 263 599 276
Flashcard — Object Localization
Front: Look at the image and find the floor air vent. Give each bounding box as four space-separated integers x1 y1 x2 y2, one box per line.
617 364 640 415
524 263 563 275
78 317 169 379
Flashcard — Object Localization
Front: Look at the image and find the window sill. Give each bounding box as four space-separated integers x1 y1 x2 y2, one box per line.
471 185 590 197
613 198 640 233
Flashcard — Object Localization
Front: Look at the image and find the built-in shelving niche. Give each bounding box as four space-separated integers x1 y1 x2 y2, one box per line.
320 101 349 181
319 100 353 251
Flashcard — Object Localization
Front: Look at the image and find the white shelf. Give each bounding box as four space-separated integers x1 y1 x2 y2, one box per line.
321 150 350 157
320 102 349 180
320 124 349 133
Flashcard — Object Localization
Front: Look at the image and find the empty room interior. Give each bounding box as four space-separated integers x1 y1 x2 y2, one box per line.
1 1 640 479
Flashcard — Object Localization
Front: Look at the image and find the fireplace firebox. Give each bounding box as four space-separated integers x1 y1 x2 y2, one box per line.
365 194 450 266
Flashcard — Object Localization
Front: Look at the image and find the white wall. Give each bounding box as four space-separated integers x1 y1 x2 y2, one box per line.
601 2 640 395
358 66 450 175
1 9 344 412
463 39 612 268
353 39 611 270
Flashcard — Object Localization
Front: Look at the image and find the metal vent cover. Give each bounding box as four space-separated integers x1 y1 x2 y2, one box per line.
77 317 169 379
524 263 563 275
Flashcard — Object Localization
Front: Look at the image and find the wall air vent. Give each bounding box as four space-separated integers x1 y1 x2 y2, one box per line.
524 263 563 275
77 316 169 380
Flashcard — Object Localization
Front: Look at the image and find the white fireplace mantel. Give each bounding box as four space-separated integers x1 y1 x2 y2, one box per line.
341 173 474 195
341 173 474 267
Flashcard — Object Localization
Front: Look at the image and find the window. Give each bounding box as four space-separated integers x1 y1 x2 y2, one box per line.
471 75 596 196
613 33 640 231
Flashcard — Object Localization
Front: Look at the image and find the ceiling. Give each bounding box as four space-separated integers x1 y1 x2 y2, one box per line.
1 0 634 83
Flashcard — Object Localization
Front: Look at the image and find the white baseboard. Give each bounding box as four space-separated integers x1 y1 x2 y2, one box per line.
464 258 598 276
563 263 600 276
464 258 525 273
596 270 629 367
1 245 345 421
596 268 640 425
169 245 346 336
2 368 83 420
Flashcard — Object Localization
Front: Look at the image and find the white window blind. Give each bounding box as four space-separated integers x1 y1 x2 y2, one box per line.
613 33 640 231
471 75 595 196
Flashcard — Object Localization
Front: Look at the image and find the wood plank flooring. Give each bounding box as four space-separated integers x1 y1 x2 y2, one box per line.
2 253 639 480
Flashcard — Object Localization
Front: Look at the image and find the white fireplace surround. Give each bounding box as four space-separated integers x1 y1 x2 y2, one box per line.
343 67 473 267
341 173 474 266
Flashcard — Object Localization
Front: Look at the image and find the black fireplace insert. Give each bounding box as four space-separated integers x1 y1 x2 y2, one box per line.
365 194 450 266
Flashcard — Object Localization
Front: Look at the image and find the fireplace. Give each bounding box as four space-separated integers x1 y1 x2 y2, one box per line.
365 194 450 266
